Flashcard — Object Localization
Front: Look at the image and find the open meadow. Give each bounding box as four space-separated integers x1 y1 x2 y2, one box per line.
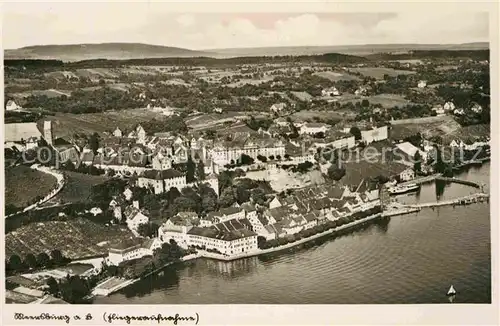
42 171 108 206
290 110 345 122
313 71 360 81
185 111 268 130
10 89 72 99
335 93 411 108
347 67 416 79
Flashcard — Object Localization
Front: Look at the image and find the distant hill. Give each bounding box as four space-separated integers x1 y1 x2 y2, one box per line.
4 42 489 62
4 53 369 70
4 43 216 62
207 42 489 57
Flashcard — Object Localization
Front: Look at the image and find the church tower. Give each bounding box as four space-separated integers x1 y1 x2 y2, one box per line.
43 120 54 146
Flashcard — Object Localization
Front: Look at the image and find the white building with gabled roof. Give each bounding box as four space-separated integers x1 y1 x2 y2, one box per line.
113 127 123 138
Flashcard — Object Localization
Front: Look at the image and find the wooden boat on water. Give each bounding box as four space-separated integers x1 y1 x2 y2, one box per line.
388 183 420 195
447 285 457 296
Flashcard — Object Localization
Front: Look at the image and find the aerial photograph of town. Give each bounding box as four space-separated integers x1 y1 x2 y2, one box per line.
3 4 492 307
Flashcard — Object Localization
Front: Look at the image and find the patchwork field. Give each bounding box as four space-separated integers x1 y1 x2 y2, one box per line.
11 89 72 99
390 115 462 139
226 76 274 87
290 110 344 122
44 70 79 80
348 67 416 79
290 91 313 101
335 93 410 109
5 165 58 208
449 124 490 139
38 109 164 138
74 68 120 79
6 218 135 260
313 71 360 81
185 111 268 130
364 94 410 108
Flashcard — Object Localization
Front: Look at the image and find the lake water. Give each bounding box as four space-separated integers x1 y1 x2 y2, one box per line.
95 163 491 304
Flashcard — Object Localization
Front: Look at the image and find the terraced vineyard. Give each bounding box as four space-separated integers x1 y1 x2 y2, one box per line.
6 219 135 260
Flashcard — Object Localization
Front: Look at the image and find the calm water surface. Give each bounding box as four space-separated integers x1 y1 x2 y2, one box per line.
95 163 491 304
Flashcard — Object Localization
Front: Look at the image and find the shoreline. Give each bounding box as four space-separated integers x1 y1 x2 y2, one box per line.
94 189 491 298
199 212 384 262
92 253 201 297
92 213 385 297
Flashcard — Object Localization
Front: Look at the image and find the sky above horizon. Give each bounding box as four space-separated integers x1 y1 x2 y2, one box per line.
2 3 490 50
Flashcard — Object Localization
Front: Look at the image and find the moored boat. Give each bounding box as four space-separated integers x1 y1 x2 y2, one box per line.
447 285 456 296
388 183 420 195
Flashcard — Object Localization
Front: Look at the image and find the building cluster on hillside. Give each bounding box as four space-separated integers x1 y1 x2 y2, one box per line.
157 181 380 259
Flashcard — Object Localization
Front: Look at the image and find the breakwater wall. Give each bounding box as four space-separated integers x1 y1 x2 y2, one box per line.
436 177 481 189
408 193 489 209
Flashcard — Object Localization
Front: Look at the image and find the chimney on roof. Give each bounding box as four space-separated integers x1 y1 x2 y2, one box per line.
133 200 140 209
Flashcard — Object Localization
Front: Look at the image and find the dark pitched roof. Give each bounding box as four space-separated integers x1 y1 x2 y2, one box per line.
141 169 183 180
94 152 148 167
220 206 244 216
108 237 144 252
187 220 257 241
326 185 345 199
171 212 199 226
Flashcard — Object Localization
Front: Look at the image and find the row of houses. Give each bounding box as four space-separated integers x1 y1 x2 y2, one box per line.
157 182 381 258
158 212 259 257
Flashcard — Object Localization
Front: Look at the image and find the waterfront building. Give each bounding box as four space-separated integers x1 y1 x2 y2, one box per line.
399 168 416 182
165 218 259 257
205 207 245 225
107 238 160 266
158 212 199 248
395 141 428 163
